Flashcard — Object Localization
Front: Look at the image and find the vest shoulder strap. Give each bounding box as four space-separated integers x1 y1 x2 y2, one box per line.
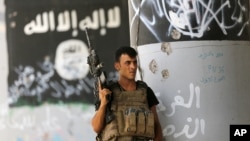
136 80 148 89
107 80 120 90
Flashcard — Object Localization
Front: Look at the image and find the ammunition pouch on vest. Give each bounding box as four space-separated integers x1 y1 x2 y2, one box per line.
99 81 155 141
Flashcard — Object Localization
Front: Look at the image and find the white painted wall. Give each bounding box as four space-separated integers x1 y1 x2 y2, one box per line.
128 0 250 141
137 41 250 141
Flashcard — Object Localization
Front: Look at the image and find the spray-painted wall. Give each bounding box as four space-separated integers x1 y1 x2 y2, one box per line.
129 0 250 141
0 0 130 140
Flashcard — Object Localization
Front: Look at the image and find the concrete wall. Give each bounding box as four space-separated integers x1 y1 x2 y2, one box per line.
136 41 250 141
0 0 96 140
129 0 250 141
1 0 131 140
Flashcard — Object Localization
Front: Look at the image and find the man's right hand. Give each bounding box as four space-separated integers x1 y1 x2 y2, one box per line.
98 80 111 106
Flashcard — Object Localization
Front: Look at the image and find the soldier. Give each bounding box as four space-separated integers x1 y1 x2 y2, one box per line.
91 46 163 141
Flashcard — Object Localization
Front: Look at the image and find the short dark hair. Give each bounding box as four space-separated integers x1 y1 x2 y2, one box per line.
115 46 137 62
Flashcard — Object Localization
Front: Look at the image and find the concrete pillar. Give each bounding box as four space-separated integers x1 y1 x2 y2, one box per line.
129 0 250 141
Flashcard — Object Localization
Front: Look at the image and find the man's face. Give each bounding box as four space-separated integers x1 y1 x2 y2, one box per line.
115 54 137 80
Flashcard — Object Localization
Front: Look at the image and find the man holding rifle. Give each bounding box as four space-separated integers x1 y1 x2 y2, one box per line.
90 46 163 141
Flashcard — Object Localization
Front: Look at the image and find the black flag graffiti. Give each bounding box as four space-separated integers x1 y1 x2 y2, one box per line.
5 0 130 106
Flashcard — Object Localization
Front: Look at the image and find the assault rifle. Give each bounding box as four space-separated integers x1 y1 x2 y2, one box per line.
84 27 114 124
